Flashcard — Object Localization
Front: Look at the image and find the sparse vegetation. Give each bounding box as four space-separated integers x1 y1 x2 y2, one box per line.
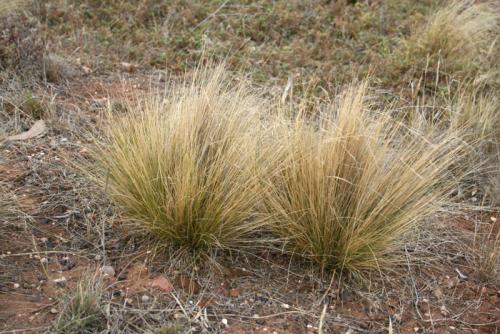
448 86 499 145
55 274 105 334
0 0 499 332
475 227 500 283
388 0 499 93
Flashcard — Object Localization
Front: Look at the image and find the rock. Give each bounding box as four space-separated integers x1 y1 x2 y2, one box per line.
59 257 76 271
13 283 20 289
50 308 58 314
6 120 46 141
53 277 67 287
141 295 150 303
100 265 115 277
221 318 228 326
94 254 102 261
151 276 174 293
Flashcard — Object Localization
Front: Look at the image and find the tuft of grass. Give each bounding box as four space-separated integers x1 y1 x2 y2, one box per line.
0 0 28 17
263 84 467 277
388 0 499 93
90 66 274 255
448 86 499 145
55 274 105 334
473 220 499 283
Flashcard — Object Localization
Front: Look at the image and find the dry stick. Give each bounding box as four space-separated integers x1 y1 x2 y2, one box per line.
405 245 424 320
318 304 328 334
192 0 230 31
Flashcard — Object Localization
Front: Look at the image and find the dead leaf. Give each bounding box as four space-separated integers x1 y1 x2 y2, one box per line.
151 276 174 293
6 120 46 141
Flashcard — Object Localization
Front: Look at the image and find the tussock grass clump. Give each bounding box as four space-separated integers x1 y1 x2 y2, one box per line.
474 224 499 283
91 67 273 254
390 0 499 91
449 87 499 144
55 274 105 334
263 84 467 276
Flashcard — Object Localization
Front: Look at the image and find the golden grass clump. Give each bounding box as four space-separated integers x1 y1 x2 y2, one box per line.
263 84 467 276
0 0 28 17
390 0 499 90
449 87 499 144
91 66 274 254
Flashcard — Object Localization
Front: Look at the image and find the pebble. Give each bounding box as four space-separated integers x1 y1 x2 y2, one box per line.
53 277 67 287
100 265 115 277
141 295 150 303
50 308 58 314
13 283 20 289
221 318 228 326
94 254 102 261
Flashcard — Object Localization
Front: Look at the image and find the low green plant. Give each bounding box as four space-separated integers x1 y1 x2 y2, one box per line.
90 66 275 254
55 274 105 334
263 84 467 277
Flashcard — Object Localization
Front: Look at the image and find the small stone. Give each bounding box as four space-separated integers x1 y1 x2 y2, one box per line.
53 277 67 287
94 254 102 261
141 295 150 303
491 216 497 222
221 318 228 326
50 308 58 314
40 257 48 264
281 303 290 309
13 283 20 289
440 305 449 316
100 265 115 277
59 257 76 271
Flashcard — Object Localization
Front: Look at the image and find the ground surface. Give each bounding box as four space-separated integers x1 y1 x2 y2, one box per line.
0 1 499 333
